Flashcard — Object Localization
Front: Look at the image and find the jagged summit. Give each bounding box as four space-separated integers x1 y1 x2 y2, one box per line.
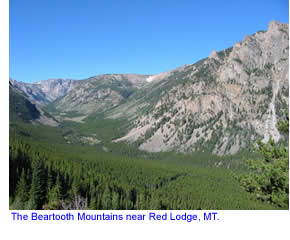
209 50 219 60
114 20 289 155
268 20 288 32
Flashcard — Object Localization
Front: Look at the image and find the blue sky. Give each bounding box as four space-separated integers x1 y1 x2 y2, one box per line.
10 0 289 83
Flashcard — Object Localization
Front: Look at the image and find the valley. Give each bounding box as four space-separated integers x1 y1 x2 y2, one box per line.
9 20 289 210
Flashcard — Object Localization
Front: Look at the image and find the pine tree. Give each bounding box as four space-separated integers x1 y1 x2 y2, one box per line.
112 191 119 210
26 157 45 210
89 195 97 210
47 166 54 191
12 169 28 209
239 111 289 208
102 185 112 210
89 181 97 210
47 175 62 210
150 192 161 210
136 192 145 210
71 177 80 197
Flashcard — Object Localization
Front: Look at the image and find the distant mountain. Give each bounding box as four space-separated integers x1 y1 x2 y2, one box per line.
9 78 73 106
51 74 150 115
33 78 73 102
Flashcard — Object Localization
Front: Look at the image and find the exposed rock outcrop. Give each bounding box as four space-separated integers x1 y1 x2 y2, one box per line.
115 21 289 155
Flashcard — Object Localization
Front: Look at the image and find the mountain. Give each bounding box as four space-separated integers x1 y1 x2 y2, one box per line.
33 78 73 102
51 74 150 116
9 82 58 126
9 82 41 122
9 78 73 106
10 20 289 155
114 20 289 155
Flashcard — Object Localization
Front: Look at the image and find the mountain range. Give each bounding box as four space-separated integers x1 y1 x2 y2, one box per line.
9 20 289 155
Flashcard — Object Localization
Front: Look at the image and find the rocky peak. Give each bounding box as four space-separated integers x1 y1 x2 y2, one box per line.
268 20 288 33
115 20 289 155
209 50 219 60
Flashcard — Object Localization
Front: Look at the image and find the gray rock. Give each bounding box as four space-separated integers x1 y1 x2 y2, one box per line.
116 20 289 155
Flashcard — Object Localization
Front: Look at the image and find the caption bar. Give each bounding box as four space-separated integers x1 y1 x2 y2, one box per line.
11 211 220 223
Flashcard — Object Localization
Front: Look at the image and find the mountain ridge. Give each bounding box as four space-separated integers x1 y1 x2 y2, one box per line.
113 20 289 155
10 20 289 155
9 78 73 105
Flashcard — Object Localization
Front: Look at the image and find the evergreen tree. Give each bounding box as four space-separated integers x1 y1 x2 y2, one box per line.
89 181 97 210
47 166 54 191
12 169 28 209
112 191 119 210
102 185 112 210
46 177 62 210
89 195 97 210
55 173 64 198
150 192 161 210
71 177 80 197
26 157 45 210
136 192 145 210
239 111 289 208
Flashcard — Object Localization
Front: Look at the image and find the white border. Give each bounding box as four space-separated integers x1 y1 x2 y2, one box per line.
1 0 289 239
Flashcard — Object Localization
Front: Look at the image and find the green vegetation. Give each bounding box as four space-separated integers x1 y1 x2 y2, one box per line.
9 110 286 210
264 63 273 70
10 129 278 210
9 84 288 210
233 58 243 64
217 47 233 59
237 111 289 208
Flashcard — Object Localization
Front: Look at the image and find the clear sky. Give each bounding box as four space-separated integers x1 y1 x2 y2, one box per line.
10 0 289 83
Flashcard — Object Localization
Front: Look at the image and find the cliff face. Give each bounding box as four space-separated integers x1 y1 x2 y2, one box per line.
115 21 289 155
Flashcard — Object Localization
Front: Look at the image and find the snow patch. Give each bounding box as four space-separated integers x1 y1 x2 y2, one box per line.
146 76 154 82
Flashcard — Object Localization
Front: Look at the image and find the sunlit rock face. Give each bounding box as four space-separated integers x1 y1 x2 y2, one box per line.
116 21 289 155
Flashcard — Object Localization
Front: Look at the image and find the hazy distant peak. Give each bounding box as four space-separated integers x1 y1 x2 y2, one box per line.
9 78 74 105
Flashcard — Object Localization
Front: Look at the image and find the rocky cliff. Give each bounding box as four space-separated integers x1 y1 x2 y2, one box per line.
115 21 289 155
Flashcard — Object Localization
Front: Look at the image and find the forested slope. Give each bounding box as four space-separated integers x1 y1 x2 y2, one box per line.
10 129 280 210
